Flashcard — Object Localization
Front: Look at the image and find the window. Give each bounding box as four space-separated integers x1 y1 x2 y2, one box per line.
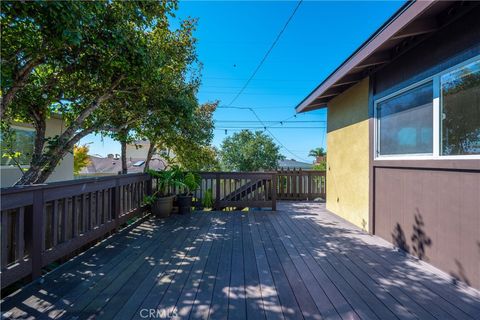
377 82 433 156
0 127 35 166
441 61 480 155
375 57 480 158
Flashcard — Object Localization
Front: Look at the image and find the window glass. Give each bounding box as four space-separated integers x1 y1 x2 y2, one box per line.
441 60 480 155
0 128 35 166
378 82 433 155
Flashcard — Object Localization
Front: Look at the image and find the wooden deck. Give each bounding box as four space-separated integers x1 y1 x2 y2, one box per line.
1 202 479 319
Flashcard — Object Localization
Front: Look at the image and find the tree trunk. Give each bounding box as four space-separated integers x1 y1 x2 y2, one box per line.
15 128 94 185
30 108 47 163
12 77 124 185
121 140 127 174
144 142 156 172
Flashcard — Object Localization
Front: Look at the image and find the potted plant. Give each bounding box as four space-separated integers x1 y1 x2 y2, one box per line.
144 168 184 218
177 172 200 214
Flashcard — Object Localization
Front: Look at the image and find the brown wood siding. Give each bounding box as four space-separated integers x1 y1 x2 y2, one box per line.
374 167 480 289
371 5 480 290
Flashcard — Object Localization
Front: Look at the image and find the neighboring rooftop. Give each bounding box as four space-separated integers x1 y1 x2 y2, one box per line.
278 159 314 170
79 155 166 176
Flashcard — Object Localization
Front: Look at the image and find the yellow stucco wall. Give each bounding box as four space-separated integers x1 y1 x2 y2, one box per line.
326 78 370 231
1 117 74 187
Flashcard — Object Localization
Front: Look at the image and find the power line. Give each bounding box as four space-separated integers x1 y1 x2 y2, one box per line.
205 91 304 96
250 108 309 162
218 105 294 109
227 0 303 106
217 1 307 161
216 127 325 129
215 105 316 161
215 120 325 123
218 105 328 111
204 77 317 82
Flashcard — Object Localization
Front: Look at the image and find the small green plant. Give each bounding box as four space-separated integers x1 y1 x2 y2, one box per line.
143 194 157 206
202 188 213 209
182 172 200 195
144 166 186 204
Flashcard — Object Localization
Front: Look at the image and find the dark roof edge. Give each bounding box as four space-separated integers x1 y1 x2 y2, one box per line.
295 0 417 113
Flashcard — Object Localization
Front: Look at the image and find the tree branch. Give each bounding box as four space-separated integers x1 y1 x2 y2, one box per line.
1 57 44 119
53 75 125 147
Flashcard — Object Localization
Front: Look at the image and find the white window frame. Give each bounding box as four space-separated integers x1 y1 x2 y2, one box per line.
0 125 36 169
374 55 480 160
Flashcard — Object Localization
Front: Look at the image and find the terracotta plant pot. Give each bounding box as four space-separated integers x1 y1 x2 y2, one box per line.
177 195 192 214
151 195 174 218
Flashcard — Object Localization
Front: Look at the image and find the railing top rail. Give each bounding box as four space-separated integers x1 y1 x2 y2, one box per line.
0 173 149 196
198 171 277 175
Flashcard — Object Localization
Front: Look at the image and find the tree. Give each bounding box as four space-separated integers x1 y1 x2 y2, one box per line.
73 144 90 175
1 1 199 185
219 130 284 171
308 147 325 158
140 98 218 172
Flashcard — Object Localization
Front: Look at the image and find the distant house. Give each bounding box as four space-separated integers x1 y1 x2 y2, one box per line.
0 115 73 187
296 2 480 289
125 140 151 159
277 159 313 170
79 154 166 177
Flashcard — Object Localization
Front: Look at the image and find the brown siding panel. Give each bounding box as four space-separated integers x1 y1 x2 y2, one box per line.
374 167 480 289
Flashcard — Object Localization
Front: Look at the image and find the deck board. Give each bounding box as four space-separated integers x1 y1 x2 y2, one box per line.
2 202 479 320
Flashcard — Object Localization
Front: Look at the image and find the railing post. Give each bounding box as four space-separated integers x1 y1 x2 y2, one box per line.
31 189 45 280
112 178 120 231
322 171 327 200
214 173 221 211
307 172 312 200
271 173 277 211
146 176 153 196
298 169 303 200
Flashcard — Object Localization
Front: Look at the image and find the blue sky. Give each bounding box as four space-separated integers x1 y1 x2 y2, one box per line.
81 0 404 162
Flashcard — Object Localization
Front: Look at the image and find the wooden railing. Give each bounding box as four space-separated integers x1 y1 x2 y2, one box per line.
276 169 326 200
1 169 324 289
0 173 150 289
192 172 277 211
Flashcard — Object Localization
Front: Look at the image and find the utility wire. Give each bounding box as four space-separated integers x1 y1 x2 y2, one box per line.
219 1 307 161
216 127 325 129
227 0 303 106
215 120 325 123
216 105 315 161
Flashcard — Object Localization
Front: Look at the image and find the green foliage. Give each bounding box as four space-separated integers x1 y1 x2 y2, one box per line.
308 147 326 158
0 124 27 173
1 0 205 185
73 144 90 175
144 166 201 203
182 172 200 195
313 161 327 171
142 101 218 171
219 130 284 171
143 194 157 206
146 166 185 197
202 189 214 209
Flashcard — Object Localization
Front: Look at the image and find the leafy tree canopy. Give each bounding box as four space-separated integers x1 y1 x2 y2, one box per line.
308 147 326 158
219 130 284 171
0 0 210 184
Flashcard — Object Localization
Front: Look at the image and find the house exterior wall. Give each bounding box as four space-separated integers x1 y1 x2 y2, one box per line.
326 78 370 230
1 117 73 187
126 141 151 159
371 7 480 289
